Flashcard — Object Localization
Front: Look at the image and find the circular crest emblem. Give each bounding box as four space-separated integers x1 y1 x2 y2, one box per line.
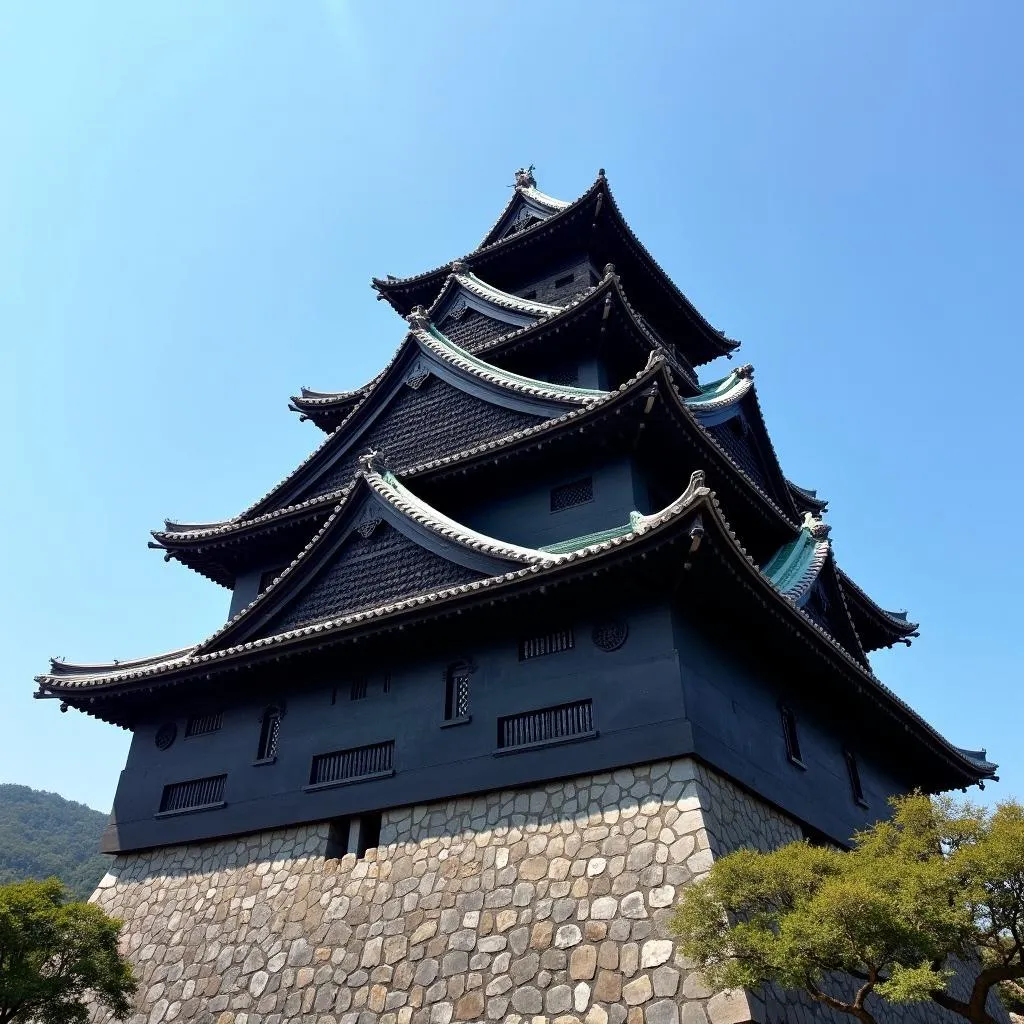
592 620 629 652
155 723 177 750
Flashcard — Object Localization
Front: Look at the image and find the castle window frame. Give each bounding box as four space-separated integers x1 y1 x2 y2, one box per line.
254 704 283 765
185 711 223 738
844 749 868 807
519 627 575 661
442 660 474 726
156 774 227 817
780 706 805 769
554 272 575 290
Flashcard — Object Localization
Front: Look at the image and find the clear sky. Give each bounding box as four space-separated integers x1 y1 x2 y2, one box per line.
1 2 1020 813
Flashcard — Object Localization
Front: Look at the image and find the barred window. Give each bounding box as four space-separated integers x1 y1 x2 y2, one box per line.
519 628 575 661
498 699 594 750
308 741 394 788
550 477 593 512
350 679 368 701
185 712 222 737
256 706 282 762
158 774 226 814
445 662 472 720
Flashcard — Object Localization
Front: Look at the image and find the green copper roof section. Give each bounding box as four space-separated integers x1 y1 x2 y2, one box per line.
425 324 609 400
686 365 754 409
539 511 646 554
763 530 818 593
762 516 832 602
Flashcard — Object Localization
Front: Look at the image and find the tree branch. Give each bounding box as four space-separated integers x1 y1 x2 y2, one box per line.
806 975 878 1024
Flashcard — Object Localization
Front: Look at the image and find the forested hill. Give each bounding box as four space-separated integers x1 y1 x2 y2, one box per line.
0 784 109 900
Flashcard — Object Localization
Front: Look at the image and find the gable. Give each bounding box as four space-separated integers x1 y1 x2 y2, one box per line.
286 376 546 509
255 520 485 640
800 565 866 665
484 192 563 247
705 413 792 513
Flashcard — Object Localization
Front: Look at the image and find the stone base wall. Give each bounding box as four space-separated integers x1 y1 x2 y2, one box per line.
88 758 988 1024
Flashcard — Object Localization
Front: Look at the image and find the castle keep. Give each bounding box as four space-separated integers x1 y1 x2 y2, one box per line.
36 168 995 1024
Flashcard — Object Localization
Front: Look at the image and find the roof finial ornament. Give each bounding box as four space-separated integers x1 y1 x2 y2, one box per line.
358 449 385 475
603 263 618 282
514 165 536 189
734 363 754 380
406 305 430 332
802 512 831 539
598 167 606 179
450 259 468 275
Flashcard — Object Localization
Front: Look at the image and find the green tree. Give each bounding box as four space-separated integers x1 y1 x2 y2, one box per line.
670 794 1024 1024
0 878 135 1024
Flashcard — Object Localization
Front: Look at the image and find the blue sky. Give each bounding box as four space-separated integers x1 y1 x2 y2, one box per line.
1 2 1020 813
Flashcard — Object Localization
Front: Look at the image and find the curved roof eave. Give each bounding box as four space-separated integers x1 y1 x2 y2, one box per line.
372 172 738 366
214 315 605 526
37 476 995 787
428 268 563 320
38 466 712 692
296 267 700 440
151 358 669 554
836 566 920 643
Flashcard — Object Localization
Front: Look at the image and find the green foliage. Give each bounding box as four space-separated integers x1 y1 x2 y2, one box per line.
0 878 135 1023
671 793 1024 1024
0 785 109 900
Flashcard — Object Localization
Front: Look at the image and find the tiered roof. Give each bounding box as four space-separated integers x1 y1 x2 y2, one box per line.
372 168 739 368
38 168 983 790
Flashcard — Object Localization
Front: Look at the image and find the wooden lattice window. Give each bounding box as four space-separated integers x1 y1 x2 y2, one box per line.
550 477 593 512
498 699 595 750
309 741 394 788
158 774 226 814
444 662 472 721
185 712 222 737
350 679 368 701
519 628 575 661
256 706 282 762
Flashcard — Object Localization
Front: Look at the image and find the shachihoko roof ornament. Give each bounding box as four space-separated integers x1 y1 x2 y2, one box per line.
514 166 536 189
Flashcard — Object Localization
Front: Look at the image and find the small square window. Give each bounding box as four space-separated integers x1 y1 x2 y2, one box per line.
554 273 575 289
